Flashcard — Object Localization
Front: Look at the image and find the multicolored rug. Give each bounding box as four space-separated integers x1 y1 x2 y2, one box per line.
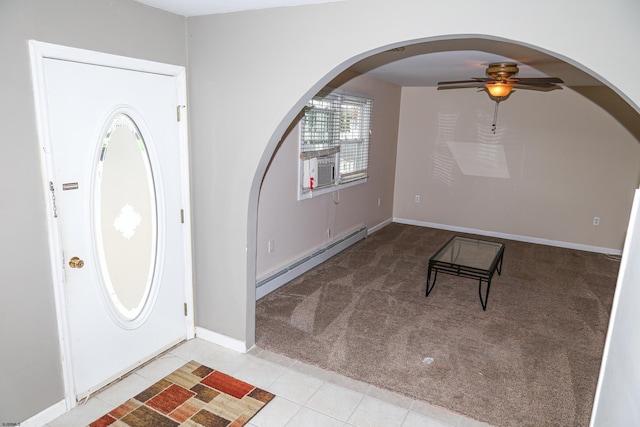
89 360 275 427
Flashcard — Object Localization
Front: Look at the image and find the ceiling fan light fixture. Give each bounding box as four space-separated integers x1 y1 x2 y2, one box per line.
485 82 513 98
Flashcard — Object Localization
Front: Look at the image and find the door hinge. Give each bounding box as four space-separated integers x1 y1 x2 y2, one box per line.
180 209 185 224
177 105 185 122
184 303 188 316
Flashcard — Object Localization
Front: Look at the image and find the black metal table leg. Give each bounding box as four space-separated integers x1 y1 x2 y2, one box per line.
479 279 491 311
426 267 438 297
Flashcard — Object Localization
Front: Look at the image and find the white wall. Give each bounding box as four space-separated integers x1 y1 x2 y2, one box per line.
186 0 640 351
393 86 640 251
256 72 401 281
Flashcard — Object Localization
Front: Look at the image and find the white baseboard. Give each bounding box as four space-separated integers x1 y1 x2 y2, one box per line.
256 225 368 299
368 217 393 235
393 218 622 255
195 326 249 353
20 399 66 427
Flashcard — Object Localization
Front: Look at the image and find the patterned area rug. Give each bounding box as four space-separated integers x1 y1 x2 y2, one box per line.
89 360 275 427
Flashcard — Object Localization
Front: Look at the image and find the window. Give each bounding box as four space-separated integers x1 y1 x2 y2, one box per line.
299 89 373 197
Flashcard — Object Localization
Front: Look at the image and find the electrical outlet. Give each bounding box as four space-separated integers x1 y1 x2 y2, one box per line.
415 195 421 203
327 228 332 239
268 240 275 253
377 197 381 207
593 216 600 226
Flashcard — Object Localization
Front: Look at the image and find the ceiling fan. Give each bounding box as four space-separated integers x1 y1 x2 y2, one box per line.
437 62 564 132
438 62 564 98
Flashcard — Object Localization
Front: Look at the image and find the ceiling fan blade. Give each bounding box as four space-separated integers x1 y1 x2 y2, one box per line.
512 83 562 92
512 77 564 84
437 78 487 85
437 84 485 90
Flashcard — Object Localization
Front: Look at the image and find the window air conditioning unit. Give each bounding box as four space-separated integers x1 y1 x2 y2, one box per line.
301 147 340 191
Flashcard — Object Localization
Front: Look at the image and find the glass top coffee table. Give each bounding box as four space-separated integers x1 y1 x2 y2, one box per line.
425 236 504 311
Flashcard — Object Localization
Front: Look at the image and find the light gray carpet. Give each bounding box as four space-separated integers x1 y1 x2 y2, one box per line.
255 223 619 426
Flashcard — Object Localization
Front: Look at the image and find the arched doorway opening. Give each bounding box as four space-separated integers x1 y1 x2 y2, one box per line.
251 34 640 305
248 34 640 425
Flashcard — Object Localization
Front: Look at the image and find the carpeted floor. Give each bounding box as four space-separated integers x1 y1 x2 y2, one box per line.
89 360 274 427
255 223 619 427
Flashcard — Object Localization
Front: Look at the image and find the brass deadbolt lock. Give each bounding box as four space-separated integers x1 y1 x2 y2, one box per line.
69 256 85 269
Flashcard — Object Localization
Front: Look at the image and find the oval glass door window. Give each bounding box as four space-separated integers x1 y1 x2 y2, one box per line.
94 113 157 322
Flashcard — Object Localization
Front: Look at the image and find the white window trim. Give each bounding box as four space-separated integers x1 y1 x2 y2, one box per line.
298 88 373 200
298 175 367 200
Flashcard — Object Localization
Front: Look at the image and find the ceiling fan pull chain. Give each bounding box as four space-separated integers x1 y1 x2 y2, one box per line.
492 100 500 134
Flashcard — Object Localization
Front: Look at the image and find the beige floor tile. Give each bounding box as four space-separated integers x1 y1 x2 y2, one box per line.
402 411 455 427
286 406 346 427
134 353 190 382
48 398 115 427
305 382 364 422
267 369 324 404
410 399 465 426
348 396 409 427
93 372 153 407
325 371 371 394
252 348 297 368
199 345 253 375
228 356 288 390
367 385 414 409
168 337 220 362
249 396 302 427
458 416 495 427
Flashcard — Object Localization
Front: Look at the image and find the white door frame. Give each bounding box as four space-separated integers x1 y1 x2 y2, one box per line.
29 40 195 410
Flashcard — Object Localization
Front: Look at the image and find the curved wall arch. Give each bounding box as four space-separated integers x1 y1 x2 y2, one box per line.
186 0 640 349
254 32 640 196
251 36 640 338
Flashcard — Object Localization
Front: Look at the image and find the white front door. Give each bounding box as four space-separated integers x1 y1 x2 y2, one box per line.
34 48 193 400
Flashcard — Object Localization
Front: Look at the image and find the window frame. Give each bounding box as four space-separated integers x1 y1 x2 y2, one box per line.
298 88 373 200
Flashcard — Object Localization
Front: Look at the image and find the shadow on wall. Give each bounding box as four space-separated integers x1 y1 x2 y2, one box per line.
574 86 640 141
433 112 512 186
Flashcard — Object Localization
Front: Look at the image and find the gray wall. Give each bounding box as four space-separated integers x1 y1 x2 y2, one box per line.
0 0 186 421
186 0 640 350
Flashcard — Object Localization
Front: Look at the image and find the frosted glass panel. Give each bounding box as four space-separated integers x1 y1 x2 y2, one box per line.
95 113 157 321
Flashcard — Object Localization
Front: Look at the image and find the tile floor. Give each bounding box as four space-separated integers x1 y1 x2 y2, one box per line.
47 338 494 427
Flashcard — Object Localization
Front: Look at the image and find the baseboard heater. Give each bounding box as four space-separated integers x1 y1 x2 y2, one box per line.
256 225 368 299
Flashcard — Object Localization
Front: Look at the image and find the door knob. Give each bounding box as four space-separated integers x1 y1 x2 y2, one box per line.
69 256 85 269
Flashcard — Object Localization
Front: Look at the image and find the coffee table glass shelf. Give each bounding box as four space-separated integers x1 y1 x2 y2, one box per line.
425 236 504 311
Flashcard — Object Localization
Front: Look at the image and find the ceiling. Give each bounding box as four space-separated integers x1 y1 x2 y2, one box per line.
350 38 602 88
359 50 575 87
132 0 343 16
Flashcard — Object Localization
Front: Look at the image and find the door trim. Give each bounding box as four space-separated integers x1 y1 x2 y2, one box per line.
29 40 194 410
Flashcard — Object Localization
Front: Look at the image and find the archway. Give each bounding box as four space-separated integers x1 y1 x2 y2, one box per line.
248 39 638 424
250 33 640 330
